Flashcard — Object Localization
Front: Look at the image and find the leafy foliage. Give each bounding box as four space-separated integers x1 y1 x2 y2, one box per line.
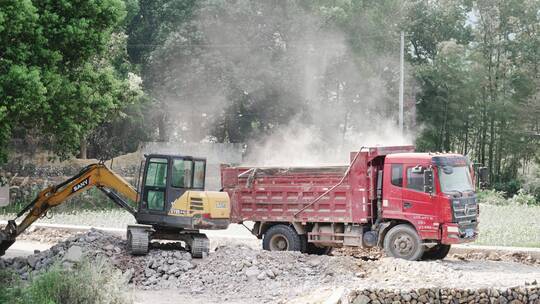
0 0 143 162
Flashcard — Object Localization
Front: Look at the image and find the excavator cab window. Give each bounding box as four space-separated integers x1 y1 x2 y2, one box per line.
144 158 168 210
172 159 193 188
193 160 205 189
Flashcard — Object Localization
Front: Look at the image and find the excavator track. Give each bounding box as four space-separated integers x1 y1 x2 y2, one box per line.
187 233 209 258
127 226 151 255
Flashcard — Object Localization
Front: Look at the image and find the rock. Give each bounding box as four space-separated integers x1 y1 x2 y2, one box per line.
354 295 371 304
418 295 428 302
177 260 193 271
266 269 276 279
63 246 83 263
402 293 412 302
103 244 114 251
245 266 260 278
27 255 39 268
308 258 321 267
168 267 180 275
257 272 267 280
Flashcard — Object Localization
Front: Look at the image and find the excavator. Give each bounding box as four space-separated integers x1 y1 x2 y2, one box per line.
0 154 230 258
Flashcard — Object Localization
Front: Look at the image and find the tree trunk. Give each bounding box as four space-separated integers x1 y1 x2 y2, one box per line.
488 117 495 182
79 137 87 159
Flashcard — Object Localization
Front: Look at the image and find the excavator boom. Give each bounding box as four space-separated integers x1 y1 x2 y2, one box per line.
0 163 138 256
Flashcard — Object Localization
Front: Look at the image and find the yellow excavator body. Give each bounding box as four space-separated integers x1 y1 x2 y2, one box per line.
0 154 231 257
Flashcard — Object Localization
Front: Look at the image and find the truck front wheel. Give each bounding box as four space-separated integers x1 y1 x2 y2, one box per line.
263 225 303 252
421 244 451 260
383 224 424 261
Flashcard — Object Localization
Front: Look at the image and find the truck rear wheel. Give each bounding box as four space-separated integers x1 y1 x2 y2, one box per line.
421 244 451 260
263 225 303 252
383 224 424 261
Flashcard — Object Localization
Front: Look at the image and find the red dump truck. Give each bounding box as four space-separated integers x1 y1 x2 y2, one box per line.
221 146 482 260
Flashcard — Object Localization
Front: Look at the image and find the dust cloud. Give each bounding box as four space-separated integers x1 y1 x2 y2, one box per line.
154 2 413 166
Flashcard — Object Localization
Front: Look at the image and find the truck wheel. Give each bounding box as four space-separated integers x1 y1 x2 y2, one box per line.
383 224 424 261
127 228 149 255
263 225 303 252
421 244 451 260
306 243 333 255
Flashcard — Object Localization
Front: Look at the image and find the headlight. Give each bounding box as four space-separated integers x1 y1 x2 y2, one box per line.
447 226 459 233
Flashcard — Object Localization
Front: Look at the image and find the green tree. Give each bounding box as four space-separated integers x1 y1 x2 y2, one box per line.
0 0 137 162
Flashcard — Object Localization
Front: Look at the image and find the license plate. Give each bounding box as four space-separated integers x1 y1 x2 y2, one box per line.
465 229 475 238
216 202 227 209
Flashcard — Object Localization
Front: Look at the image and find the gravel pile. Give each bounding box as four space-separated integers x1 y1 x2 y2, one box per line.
0 229 363 302
175 244 362 301
0 229 196 286
349 286 540 304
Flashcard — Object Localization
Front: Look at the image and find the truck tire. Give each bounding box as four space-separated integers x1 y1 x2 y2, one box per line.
421 244 451 260
263 225 303 252
383 224 424 261
306 243 333 255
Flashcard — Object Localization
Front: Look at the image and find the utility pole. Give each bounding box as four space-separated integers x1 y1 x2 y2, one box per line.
399 31 404 137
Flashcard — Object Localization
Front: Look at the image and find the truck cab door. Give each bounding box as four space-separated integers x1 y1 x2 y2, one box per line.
401 165 439 239
381 164 404 215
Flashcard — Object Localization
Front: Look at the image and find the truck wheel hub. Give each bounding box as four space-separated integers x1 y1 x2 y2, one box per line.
394 235 413 254
270 234 289 251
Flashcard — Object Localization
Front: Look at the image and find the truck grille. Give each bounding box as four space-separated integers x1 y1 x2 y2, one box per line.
190 197 204 212
451 196 478 223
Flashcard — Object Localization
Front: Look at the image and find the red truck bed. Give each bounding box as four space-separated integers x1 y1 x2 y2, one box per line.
220 146 416 225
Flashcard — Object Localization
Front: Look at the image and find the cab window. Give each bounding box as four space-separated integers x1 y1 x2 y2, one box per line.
172 159 193 188
145 158 167 187
147 191 165 210
193 161 205 189
406 167 425 192
391 164 403 187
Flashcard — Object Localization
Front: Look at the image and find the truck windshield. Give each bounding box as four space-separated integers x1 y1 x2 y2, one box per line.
438 166 473 194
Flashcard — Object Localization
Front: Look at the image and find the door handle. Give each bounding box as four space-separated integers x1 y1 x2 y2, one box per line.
403 202 412 209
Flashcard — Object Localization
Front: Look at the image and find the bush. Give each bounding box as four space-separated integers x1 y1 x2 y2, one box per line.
0 269 24 303
492 179 522 198
1 259 132 304
509 189 538 206
476 189 507 205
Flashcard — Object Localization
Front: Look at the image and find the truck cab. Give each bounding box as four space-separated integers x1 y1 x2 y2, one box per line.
379 152 478 259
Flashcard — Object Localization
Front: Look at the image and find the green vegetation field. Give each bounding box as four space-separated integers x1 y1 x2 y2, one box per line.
476 204 540 247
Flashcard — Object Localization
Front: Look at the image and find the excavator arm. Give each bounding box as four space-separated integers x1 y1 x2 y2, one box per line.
0 163 139 256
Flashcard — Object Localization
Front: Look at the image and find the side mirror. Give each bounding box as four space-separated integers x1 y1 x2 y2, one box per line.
478 167 488 187
411 165 423 174
424 169 434 194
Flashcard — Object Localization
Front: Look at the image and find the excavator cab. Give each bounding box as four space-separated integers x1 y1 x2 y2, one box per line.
138 155 206 216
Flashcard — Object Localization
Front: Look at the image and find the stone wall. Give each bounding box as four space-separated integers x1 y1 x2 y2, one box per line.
349 286 539 304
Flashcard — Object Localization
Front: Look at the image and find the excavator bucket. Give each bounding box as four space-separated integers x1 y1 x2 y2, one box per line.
0 221 17 256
